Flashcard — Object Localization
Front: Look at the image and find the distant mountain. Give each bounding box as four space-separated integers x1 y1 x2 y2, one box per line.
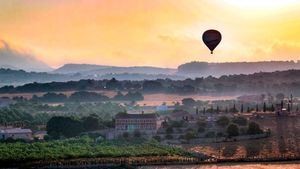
0 68 183 87
177 61 300 77
0 41 53 72
53 64 176 75
52 64 111 74
0 69 73 86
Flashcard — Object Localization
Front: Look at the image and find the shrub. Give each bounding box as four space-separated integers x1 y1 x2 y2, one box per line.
227 124 239 137
205 131 216 138
133 130 141 138
166 126 174 134
216 116 230 127
197 120 207 128
122 132 129 139
198 127 205 133
217 132 224 137
184 131 197 141
232 116 248 126
152 135 161 142
247 122 263 135
165 134 173 140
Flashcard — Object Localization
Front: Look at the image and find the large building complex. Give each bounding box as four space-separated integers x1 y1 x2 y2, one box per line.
115 113 157 134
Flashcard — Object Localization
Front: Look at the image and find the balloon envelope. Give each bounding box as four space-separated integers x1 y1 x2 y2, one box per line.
202 30 222 54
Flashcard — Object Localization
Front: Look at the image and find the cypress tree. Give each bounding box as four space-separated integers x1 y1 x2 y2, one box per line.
241 104 244 113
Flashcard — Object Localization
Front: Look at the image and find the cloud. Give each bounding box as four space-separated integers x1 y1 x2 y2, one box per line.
247 40 300 61
0 40 52 72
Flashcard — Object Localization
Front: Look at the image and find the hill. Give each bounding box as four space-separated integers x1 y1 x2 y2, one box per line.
177 61 300 77
0 68 183 87
52 64 111 74
53 64 176 75
1 69 300 96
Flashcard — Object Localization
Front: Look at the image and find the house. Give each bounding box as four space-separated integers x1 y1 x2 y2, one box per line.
0 128 33 140
115 113 157 134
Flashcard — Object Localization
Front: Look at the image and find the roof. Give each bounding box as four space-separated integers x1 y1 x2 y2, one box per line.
0 128 32 134
34 131 47 135
116 113 157 119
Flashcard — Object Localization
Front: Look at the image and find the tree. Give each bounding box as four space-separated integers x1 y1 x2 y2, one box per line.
153 135 161 142
36 92 67 102
122 132 129 139
182 98 196 107
229 104 238 113
270 104 275 112
210 105 214 113
69 91 109 102
166 126 174 134
46 116 83 138
240 104 244 113
198 127 205 133
82 115 100 131
142 80 163 92
227 124 239 137
281 100 284 110
106 78 122 90
165 134 173 140
247 122 263 135
216 116 230 127
133 130 141 138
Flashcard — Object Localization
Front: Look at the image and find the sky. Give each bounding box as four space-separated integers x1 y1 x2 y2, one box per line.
0 0 300 68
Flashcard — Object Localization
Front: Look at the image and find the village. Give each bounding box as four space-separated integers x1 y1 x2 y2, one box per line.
1 95 299 144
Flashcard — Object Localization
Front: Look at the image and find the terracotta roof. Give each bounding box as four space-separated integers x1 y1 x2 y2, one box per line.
116 113 157 119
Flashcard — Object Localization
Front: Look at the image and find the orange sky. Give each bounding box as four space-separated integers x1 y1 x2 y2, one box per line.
0 0 300 68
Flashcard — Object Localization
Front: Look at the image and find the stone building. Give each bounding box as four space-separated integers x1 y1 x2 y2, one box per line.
115 113 157 134
0 128 32 140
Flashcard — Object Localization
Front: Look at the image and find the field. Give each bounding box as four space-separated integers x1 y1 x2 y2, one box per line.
188 115 300 159
0 137 192 163
0 91 237 106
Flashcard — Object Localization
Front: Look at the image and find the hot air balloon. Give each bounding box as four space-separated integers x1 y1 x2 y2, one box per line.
202 29 222 54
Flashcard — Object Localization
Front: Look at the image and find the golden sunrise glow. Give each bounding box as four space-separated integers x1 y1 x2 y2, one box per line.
0 0 299 68
224 0 299 9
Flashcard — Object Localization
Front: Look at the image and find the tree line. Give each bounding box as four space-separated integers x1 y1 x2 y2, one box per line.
1 69 300 96
30 91 143 103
